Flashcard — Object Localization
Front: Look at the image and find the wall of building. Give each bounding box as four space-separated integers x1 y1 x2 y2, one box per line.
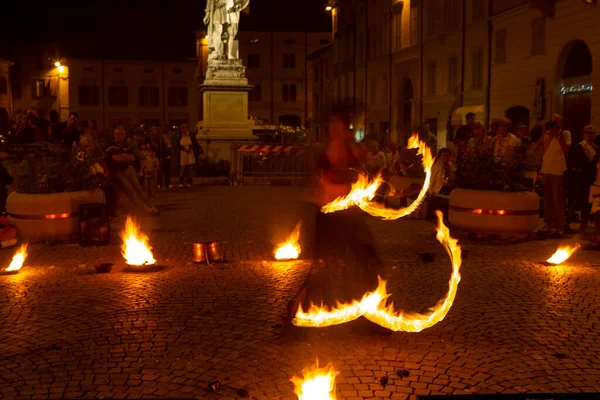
490 0 600 138
0 59 13 134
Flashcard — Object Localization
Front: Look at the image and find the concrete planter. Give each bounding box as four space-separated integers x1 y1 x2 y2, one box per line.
7 189 105 242
449 188 540 237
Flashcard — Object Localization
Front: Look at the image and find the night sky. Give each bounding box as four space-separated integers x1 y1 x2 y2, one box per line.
1 0 331 58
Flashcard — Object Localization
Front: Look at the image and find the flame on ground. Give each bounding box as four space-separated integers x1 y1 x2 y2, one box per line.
320 132 434 220
275 220 303 260
293 211 461 332
291 360 338 400
121 216 156 266
546 243 581 265
5 244 27 272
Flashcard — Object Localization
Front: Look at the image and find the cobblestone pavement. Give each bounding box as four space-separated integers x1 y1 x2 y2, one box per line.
1 186 600 400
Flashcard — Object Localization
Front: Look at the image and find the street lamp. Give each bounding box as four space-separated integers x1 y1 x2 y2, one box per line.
325 6 332 11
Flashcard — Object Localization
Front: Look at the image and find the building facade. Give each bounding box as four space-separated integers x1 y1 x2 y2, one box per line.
0 58 13 134
490 0 599 144
195 30 331 129
312 0 490 147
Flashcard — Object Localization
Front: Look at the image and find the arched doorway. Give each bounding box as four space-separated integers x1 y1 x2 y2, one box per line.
279 114 301 127
557 40 592 143
398 78 414 144
505 106 530 130
0 108 8 135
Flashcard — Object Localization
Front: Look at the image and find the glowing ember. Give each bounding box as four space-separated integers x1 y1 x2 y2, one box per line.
291 360 338 400
321 133 434 220
5 244 27 272
275 220 303 260
546 243 580 265
121 216 156 266
293 211 461 332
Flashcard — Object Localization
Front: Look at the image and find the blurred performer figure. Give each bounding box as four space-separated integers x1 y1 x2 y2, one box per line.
287 109 385 331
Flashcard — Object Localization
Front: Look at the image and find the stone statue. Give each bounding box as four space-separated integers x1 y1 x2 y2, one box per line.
204 0 249 61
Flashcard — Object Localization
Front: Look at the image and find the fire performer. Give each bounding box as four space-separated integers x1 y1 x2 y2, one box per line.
287 108 386 332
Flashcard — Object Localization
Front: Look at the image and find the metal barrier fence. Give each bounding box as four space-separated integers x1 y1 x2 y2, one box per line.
229 143 312 184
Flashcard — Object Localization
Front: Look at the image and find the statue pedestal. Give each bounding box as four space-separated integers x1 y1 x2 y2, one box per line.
198 59 255 162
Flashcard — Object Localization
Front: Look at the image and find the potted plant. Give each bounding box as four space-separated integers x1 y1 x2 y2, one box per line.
449 140 540 238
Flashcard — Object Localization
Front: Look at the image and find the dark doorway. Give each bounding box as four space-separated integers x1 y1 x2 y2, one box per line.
505 106 530 131
558 40 592 144
0 108 8 135
279 114 301 127
399 78 414 144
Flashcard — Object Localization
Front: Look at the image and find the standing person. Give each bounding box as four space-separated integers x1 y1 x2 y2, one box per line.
566 125 598 231
161 127 174 188
15 114 42 143
454 112 476 158
524 125 546 190
492 118 520 165
287 109 385 334
429 148 456 196
423 123 438 155
105 127 158 215
51 112 81 147
540 121 568 235
552 113 572 150
515 124 529 145
143 147 160 199
178 123 196 188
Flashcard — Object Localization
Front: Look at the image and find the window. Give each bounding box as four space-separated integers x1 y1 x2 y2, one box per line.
168 87 188 107
139 86 159 106
472 49 484 89
33 79 46 98
248 53 260 68
173 68 183 74
448 57 457 93
320 39 330 45
427 61 437 95
393 11 402 51
112 67 123 72
0 77 7 95
84 67 94 72
495 30 507 64
532 18 545 56
446 0 459 30
472 0 485 19
284 38 295 44
78 86 99 106
249 84 262 102
108 86 128 106
282 84 297 102
410 2 419 45
283 54 296 68
143 68 154 73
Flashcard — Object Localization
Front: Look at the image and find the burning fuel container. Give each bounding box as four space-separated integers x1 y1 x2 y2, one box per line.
78 203 110 246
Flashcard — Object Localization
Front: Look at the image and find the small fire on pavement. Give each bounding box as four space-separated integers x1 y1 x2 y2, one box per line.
546 243 581 265
5 244 27 272
274 220 302 260
291 360 338 400
321 132 434 220
121 216 156 266
293 211 461 332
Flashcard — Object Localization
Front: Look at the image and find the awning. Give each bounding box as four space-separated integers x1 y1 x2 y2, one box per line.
451 105 485 126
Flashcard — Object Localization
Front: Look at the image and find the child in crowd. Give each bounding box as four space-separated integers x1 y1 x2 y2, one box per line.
143 147 160 199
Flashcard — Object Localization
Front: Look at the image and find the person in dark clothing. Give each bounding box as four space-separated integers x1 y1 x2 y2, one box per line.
15 115 43 143
287 110 386 334
454 112 476 157
51 112 81 148
0 155 13 213
566 125 598 231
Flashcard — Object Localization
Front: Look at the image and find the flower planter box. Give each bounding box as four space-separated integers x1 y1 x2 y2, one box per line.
7 189 105 242
449 188 540 238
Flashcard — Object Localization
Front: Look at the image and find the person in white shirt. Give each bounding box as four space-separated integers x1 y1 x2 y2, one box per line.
492 118 521 164
552 113 572 150
540 121 569 235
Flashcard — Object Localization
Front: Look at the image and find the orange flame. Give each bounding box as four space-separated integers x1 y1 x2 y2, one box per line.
291 360 338 400
293 211 461 332
121 216 156 266
320 133 434 220
5 244 27 272
275 220 303 260
546 243 580 265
